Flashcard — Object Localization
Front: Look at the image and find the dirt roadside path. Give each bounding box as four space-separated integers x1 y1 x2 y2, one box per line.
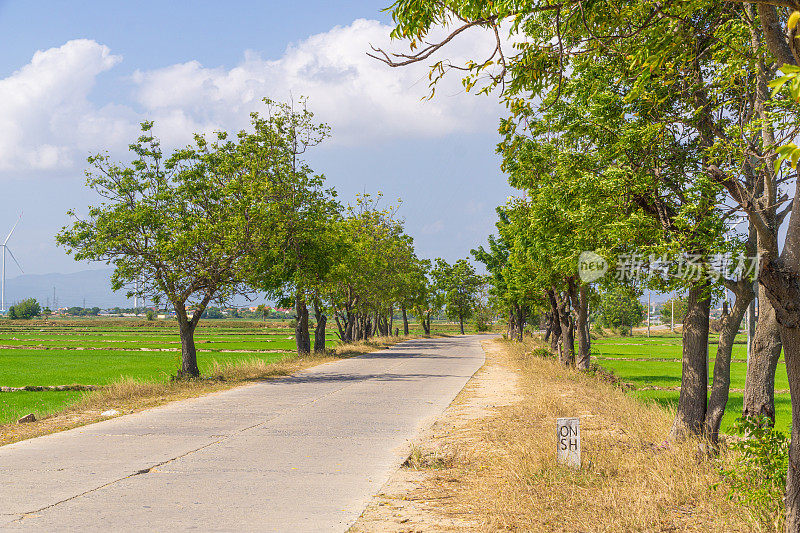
351 339 520 532
352 337 754 533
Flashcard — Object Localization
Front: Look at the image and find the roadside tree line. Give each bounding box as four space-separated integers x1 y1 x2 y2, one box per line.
57 99 485 380
374 0 800 528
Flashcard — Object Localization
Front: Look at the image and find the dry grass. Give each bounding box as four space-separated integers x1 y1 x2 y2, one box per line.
0 335 415 447
403 445 455 471
388 338 757 532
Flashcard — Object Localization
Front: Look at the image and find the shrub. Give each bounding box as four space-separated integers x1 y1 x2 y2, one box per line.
10 298 40 320
529 347 553 358
146 309 155 321
719 416 788 530
474 314 491 332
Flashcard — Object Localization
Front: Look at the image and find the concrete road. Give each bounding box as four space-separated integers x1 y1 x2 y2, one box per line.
0 335 487 532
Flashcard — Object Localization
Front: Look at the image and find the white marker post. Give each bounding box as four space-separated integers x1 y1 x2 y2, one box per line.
556 417 581 468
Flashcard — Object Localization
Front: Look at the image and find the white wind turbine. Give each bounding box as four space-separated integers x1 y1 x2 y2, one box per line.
1 213 24 313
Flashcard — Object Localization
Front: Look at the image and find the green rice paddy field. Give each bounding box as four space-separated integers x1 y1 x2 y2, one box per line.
0 318 470 425
0 319 316 424
3 319 768 436
592 333 791 433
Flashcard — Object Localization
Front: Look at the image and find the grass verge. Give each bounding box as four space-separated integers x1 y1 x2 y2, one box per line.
0 334 422 447
360 337 759 532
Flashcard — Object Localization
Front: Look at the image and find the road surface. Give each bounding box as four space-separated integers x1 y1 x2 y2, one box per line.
0 335 487 532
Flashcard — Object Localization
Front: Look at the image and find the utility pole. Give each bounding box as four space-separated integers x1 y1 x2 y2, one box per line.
670 298 674 333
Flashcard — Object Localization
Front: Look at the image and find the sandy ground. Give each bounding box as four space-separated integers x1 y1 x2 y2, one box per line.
351 339 521 532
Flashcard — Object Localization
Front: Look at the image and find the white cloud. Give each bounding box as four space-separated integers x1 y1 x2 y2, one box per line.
0 39 136 170
0 19 504 172
132 19 503 147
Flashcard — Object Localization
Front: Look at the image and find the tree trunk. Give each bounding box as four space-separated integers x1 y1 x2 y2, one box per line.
295 295 311 355
508 305 525 341
422 312 431 335
742 2 784 426
759 186 800 532
757 4 799 67
177 314 199 379
571 281 590 371
556 291 574 366
670 283 711 439
345 311 355 342
401 306 409 335
550 313 561 353
372 311 380 337
313 302 327 354
743 155 782 423
782 327 800 533
543 312 552 342
388 305 394 336
379 312 387 336
334 312 347 342
459 315 465 335
547 288 562 354
744 288 782 424
517 307 526 341
704 279 753 445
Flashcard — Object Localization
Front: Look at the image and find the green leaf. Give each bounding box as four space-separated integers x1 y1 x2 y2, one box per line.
790 149 800 169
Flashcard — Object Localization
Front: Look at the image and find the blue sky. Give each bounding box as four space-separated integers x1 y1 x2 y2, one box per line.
0 0 514 276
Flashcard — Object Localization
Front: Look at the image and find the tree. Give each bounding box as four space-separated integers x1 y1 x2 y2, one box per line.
201 307 224 319
473 207 536 343
598 286 645 335
374 3 800 524
244 100 337 356
10 298 41 320
432 258 482 335
660 298 688 327
473 283 494 332
57 100 318 379
326 194 423 342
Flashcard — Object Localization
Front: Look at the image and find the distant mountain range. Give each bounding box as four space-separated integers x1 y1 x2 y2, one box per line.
2 269 269 309
2 269 126 308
